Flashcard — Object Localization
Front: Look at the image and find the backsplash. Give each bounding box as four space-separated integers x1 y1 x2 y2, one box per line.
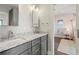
0 26 33 40
0 26 9 41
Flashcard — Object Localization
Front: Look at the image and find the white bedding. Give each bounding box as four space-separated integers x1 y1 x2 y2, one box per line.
55 28 72 39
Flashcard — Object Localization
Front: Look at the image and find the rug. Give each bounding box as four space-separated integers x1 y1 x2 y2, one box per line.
58 39 76 55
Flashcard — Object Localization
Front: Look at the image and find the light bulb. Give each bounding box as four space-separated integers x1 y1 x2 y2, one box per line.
35 8 39 12
32 5 35 9
31 5 35 11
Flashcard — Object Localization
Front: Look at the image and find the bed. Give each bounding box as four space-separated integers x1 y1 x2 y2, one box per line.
55 28 73 39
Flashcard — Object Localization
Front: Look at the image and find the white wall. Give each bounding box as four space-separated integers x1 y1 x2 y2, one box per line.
39 5 50 33
48 5 55 55
18 4 33 33
0 4 33 39
9 4 33 34
39 5 54 54
54 4 76 15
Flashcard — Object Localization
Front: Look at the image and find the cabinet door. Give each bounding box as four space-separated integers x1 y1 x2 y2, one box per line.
32 48 40 55
0 42 31 55
32 38 40 46
32 38 41 55
41 35 48 55
32 43 40 55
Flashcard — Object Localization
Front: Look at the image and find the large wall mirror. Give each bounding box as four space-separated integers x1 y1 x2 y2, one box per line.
0 4 18 26
31 5 40 33
32 5 40 27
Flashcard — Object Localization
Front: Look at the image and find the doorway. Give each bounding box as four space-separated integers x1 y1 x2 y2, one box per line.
54 14 76 55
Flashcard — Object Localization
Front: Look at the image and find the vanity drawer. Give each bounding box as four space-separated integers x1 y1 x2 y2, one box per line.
32 48 40 55
32 43 40 53
32 38 40 46
41 39 46 48
0 42 31 55
20 49 31 55
41 35 47 41
41 35 48 55
35 51 40 55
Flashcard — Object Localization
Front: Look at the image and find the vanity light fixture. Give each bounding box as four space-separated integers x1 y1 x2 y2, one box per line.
31 5 35 11
35 7 39 12
31 5 39 12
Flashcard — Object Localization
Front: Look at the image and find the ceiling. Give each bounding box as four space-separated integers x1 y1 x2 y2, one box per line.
54 4 76 15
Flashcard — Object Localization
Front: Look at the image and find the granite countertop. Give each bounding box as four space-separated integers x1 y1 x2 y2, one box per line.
0 33 48 52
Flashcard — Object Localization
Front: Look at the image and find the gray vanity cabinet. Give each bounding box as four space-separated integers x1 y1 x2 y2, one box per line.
0 34 48 55
20 49 31 55
41 35 48 55
32 38 41 55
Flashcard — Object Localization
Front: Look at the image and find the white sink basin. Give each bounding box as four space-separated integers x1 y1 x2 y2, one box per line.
0 37 26 51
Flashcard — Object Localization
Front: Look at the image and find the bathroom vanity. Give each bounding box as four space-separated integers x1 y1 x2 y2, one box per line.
0 33 48 55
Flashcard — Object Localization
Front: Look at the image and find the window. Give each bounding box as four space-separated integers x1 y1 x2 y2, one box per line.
55 20 64 34
0 20 3 26
57 20 64 29
57 20 63 25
